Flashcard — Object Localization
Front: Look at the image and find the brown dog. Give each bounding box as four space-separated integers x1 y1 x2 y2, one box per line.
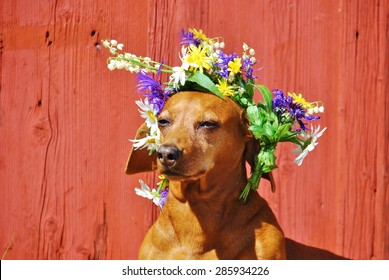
126 91 286 259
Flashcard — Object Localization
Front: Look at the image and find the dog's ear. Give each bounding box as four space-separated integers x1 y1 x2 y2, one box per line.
242 111 277 192
125 123 157 175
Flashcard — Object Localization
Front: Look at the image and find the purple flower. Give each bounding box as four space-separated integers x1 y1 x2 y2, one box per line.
215 51 238 78
241 57 257 80
272 89 291 112
159 188 169 208
136 71 171 114
180 29 201 46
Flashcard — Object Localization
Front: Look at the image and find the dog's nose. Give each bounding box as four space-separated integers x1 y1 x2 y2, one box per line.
157 145 182 167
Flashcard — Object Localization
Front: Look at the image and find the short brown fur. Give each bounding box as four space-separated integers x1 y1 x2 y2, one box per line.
126 91 346 260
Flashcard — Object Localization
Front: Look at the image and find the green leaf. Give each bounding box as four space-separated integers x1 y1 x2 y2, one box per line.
246 105 259 124
263 123 275 139
245 79 255 99
255 85 273 113
274 123 292 141
186 71 223 98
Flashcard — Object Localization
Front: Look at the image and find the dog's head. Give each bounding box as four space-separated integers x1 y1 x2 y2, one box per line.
126 91 273 187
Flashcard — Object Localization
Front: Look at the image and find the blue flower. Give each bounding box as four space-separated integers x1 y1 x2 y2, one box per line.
180 29 201 46
241 57 257 80
272 89 318 132
136 71 172 114
215 51 238 78
159 188 169 208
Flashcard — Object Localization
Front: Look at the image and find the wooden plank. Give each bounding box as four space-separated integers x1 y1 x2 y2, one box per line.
0 0 151 259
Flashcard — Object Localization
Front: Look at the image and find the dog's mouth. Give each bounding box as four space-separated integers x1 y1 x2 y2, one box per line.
160 168 207 181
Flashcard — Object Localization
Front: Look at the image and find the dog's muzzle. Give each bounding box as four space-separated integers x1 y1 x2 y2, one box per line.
157 145 182 167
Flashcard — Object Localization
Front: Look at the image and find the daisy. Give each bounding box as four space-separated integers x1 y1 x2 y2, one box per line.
134 180 162 208
294 125 327 166
130 131 160 151
135 99 158 128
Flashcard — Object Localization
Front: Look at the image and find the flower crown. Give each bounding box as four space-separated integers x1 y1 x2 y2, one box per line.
103 28 326 208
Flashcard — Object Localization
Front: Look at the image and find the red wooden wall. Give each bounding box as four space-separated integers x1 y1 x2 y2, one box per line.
1 0 388 260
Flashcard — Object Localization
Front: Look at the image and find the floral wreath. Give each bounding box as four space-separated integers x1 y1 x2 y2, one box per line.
103 28 326 208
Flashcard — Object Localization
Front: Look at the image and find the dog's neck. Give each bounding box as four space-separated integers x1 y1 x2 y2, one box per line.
159 161 258 256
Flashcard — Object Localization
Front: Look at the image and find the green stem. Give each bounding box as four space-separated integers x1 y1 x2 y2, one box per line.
239 167 263 202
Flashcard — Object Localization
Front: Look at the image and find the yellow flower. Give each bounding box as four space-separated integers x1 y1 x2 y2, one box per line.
189 28 208 41
187 45 212 73
216 79 235 97
288 92 314 109
157 175 169 189
228 58 242 74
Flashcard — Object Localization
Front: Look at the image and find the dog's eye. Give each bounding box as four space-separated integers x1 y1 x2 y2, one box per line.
158 119 170 127
198 121 219 129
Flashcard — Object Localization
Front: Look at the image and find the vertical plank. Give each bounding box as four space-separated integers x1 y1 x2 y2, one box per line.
0 0 151 259
338 0 389 259
375 0 389 259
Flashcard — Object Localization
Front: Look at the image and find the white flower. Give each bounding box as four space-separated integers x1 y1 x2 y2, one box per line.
170 65 188 88
132 99 161 151
294 125 327 166
130 131 160 151
102 40 110 48
134 180 162 207
135 99 158 128
117 43 124 50
168 46 190 88
179 45 189 62
115 60 126 69
243 43 249 51
107 60 117 71
110 39 118 46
